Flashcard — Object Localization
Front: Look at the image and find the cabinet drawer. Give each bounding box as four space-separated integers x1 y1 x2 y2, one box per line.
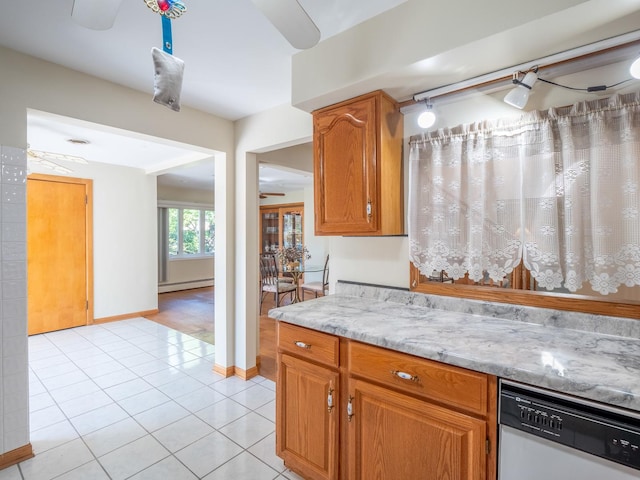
278 322 339 368
348 341 489 416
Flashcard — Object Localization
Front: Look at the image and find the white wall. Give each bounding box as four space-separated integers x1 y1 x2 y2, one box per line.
0 45 235 456
28 161 159 319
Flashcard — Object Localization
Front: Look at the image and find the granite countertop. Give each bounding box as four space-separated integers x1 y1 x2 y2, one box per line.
269 287 640 413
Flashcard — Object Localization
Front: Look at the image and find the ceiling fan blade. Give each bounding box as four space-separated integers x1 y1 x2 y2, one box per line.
251 0 320 49
71 0 124 30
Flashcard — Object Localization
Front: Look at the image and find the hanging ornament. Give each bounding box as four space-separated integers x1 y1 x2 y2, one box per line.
144 0 187 112
144 0 187 20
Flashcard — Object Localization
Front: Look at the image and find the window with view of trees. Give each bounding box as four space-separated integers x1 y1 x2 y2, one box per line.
168 207 214 257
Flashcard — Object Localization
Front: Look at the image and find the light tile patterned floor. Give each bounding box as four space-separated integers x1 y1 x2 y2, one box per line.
1 318 305 480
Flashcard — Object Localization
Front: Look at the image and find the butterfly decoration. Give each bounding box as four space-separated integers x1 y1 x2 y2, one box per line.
144 0 187 19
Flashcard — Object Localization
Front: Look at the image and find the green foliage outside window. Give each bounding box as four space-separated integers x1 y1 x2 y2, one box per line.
167 207 214 257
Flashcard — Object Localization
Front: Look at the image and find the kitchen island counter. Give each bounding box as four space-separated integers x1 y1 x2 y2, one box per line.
269 282 640 412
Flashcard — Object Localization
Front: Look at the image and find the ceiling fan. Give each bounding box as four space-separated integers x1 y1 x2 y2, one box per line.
260 192 286 199
70 0 321 49
27 148 88 174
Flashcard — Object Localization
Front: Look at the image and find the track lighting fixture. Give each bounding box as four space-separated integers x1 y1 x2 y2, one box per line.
631 55 640 79
504 69 539 109
417 100 437 129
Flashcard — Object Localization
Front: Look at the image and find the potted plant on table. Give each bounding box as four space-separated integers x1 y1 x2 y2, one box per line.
276 245 311 271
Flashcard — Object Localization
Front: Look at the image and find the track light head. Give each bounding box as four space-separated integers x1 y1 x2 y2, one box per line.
504 70 538 109
417 100 437 129
630 55 640 79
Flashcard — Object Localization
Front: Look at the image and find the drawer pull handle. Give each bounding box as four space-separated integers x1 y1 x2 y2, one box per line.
391 370 419 382
327 388 334 413
347 395 354 422
294 341 311 349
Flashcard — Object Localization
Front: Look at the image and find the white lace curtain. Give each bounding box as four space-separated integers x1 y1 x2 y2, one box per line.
409 92 640 295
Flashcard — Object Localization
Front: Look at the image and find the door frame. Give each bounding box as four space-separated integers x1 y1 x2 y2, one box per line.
28 173 94 326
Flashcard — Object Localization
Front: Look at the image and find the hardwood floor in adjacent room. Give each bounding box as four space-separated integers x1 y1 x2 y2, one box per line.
144 286 290 382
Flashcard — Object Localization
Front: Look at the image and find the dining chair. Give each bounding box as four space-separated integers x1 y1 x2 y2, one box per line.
301 253 329 299
260 253 297 313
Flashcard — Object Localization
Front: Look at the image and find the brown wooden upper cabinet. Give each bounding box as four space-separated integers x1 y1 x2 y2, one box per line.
313 90 404 236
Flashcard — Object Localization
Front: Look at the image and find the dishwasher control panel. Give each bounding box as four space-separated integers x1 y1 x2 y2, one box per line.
500 382 640 471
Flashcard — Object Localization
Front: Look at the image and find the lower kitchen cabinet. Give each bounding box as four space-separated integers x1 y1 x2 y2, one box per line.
275 322 497 480
347 378 486 480
276 323 340 480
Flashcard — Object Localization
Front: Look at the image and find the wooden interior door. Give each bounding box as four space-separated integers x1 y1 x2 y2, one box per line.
27 174 93 335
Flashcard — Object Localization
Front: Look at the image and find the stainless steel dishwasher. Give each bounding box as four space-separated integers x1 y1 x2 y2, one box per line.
498 380 640 479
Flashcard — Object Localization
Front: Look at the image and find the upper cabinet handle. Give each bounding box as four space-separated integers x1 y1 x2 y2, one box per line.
294 341 311 349
391 370 420 382
366 199 372 222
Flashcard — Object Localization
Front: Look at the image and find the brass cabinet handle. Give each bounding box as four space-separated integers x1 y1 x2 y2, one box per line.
327 388 334 413
294 341 311 349
391 370 420 382
366 199 372 222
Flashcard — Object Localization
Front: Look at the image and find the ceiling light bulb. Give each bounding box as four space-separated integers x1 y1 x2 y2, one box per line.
504 71 538 109
630 56 640 79
417 109 436 129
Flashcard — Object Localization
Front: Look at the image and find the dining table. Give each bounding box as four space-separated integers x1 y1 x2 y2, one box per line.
282 263 324 303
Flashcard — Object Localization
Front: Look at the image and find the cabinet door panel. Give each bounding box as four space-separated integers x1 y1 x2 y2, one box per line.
314 96 378 234
277 353 339 480
348 378 486 480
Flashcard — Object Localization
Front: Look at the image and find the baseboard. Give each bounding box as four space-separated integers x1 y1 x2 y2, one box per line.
158 279 214 294
92 309 159 324
235 365 259 380
213 364 259 380
213 364 235 378
0 444 33 470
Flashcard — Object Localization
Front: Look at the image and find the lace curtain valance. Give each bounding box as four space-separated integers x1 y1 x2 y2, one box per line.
408 92 640 295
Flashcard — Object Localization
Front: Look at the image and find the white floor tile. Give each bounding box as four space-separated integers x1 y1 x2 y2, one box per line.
92 368 139 389
174 431 243 478
48 379 102 404
53 460 110 480
58 390 114 418
153 414 214 453
30 361 80 380
19 438 94 480
142 366 186 387
133 400 189 432
248 432 286 473
201 451 279 480
255 399 276 423
211 376 253 396
104 377 153 401
83 417 147 457
117 388 171 416
115 351 158 368
29 405 67 432
173 386 226 413
80 360 127 378
282 469 306 480
20 318 282 480
195 398 251 429
98 435 169 480
70 402 130 436
128 358 173 377
128 456 198 480
0 464 21 480
39 369 89 391
218 411 275 449
28 391 55 413
30 419 79 454
230 383 276 410
156 376 206 399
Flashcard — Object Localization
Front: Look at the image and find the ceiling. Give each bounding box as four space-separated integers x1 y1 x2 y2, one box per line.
2 0 406 192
